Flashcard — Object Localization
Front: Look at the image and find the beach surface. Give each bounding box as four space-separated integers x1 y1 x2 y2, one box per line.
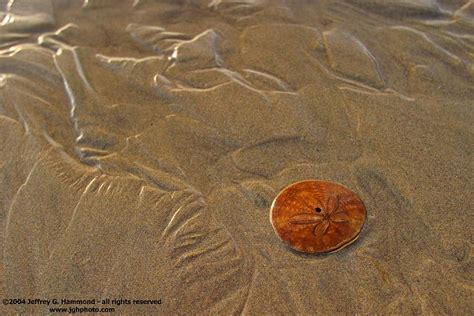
0 0 473 314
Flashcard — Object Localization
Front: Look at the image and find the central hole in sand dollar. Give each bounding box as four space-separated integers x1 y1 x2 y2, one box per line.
315 207 322 213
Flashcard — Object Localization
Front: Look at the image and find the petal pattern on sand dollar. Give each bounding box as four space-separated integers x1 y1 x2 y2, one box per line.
313 220 330 239
331 212 351 223
289 213 324 225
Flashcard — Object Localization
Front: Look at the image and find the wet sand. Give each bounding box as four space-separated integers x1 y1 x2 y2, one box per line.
0 0 473 314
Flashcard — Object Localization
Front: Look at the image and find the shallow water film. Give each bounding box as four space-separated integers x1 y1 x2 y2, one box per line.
0 0 473 314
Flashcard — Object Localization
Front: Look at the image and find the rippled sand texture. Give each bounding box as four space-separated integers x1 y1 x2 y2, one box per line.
0 0 473 314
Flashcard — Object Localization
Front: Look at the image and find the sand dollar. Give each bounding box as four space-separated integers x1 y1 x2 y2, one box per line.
270 180 366 254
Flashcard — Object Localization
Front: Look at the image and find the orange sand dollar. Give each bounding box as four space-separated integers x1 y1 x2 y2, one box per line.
270 180 366 254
